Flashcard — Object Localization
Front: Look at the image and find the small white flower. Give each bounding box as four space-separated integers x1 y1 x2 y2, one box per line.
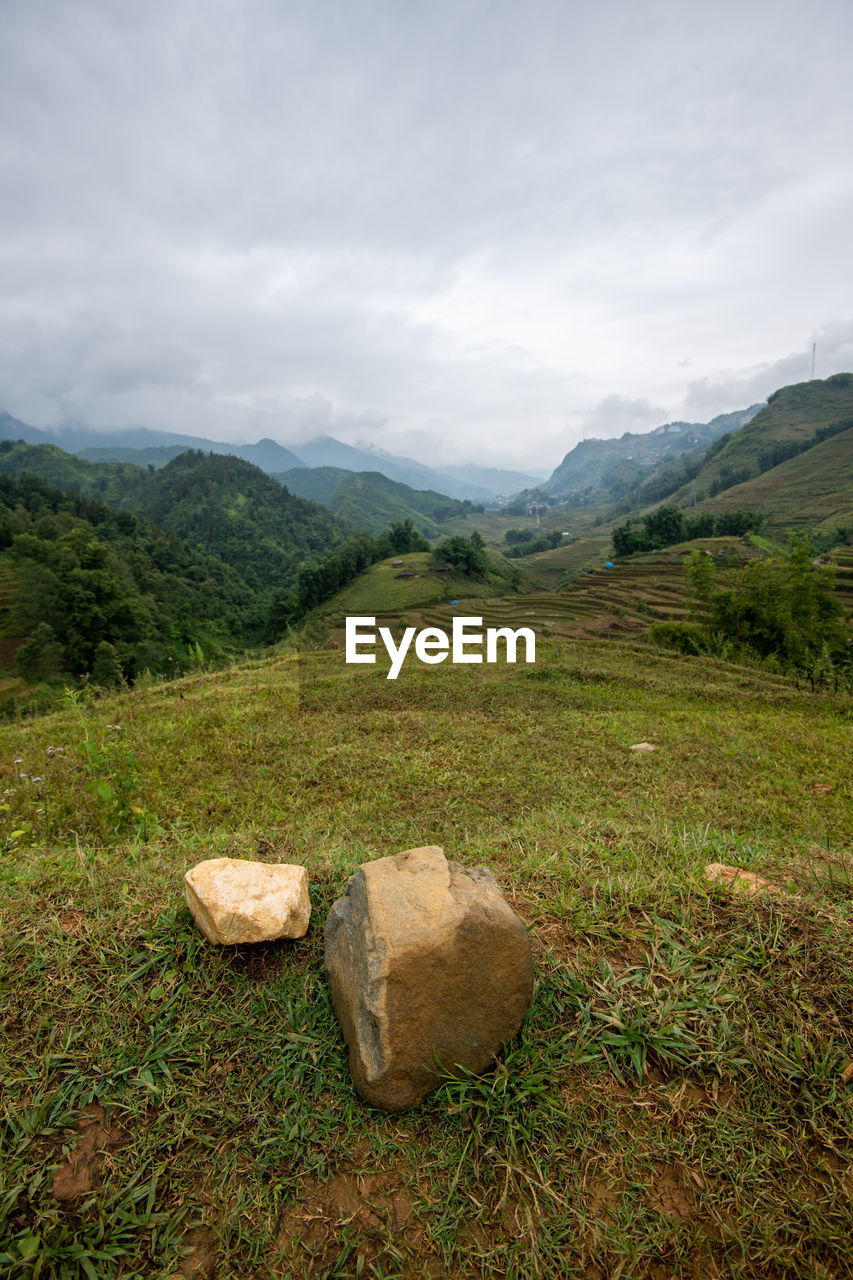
13 759 22 765
32 776 43 782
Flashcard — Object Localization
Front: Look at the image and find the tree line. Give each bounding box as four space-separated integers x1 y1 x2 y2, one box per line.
611 505 763 557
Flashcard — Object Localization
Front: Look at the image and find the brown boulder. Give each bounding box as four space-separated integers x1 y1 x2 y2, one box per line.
324 845 534 1111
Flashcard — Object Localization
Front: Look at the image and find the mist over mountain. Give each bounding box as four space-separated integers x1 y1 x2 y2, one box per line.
0 414 536 502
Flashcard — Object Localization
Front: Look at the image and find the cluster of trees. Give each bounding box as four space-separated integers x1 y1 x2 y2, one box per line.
432 531 489 577
272 519 430 623
708 466 752 498
668 536 849 682
503 528 564 557
611 506 763 557
0 473 258 683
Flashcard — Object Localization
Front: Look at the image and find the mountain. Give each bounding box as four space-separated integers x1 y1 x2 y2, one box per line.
667 374 853 501
126 451 346 589
275 466 354 504
78 434 305 473
0 416 307 474
0 412 531 500
77 444 191 467
665 374 853 532
441 463 546 495
0 441 347 594
322 471 474 538
0 410 53 446
542 406 762 497
290 436 493 501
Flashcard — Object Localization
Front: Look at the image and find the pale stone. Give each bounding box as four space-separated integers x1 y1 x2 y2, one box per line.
184 857 310 944
324 845 534 1112
704 862 780 896
630 742 657 752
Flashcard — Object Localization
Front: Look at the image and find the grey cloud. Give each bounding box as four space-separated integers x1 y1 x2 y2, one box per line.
576 395 672 440
682 321 853 420
1 0 852 469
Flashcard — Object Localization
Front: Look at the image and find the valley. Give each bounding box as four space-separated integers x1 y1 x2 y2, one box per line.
0 375 851 1277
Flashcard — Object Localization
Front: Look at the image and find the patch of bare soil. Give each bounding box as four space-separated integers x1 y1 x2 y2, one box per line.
274 1153 427 1276
646 1162 695 1221
51 1103 128 1202
169 1226 217 1279
57 909 88 935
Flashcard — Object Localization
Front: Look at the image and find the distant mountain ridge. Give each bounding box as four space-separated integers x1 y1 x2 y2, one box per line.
0 412 541 501
542 405 763 497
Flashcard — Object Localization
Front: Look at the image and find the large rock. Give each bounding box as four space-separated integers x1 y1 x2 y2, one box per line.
184 857 310 944
324 845 534 1111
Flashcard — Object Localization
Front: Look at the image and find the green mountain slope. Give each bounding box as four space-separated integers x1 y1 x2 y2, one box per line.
275 466 354 504
134 451 346 588
322 470 473 537
669 374 853 513
0 442 347 591
542 406 760 497
687 424 853 532
0 439 146 504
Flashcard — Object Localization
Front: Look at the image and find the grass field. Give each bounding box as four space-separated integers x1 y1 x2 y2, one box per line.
1 635 852 1279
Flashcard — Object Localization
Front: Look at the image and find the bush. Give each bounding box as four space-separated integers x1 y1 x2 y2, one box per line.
647 621 707 656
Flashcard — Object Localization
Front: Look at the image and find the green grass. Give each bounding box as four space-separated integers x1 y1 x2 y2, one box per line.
1 638 852 1278
316 552 525 624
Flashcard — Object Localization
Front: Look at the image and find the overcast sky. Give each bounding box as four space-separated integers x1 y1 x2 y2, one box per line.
2 0 852 472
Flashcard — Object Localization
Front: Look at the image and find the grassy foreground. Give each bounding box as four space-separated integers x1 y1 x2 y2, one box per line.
1 636 852 1279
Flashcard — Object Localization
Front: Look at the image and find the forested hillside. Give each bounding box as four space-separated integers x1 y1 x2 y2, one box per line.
0 449 355 697
0 444 348 590
0 474 260 683
0 439 146 506
131 451 346 587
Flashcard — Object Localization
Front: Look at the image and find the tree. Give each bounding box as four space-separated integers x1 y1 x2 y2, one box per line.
91 640 124 688
684 536 844 675
15 623 66 682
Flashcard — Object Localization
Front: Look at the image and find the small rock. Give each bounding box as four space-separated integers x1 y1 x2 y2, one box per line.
184 857 310 944
325 845 534 1112
703 863 780 896
630 742 657 752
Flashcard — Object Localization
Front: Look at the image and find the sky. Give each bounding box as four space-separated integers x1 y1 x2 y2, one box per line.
2 0 852 474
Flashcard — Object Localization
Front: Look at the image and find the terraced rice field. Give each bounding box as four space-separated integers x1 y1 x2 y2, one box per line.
327 554 695 642
328 538 852 650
